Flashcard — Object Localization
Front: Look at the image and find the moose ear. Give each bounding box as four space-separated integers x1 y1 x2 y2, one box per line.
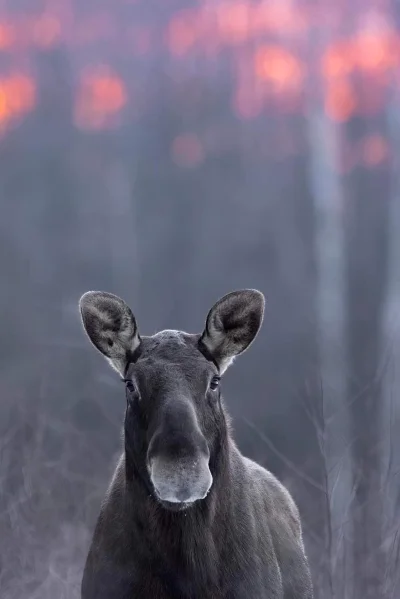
200 290 265 373
79 291 140 375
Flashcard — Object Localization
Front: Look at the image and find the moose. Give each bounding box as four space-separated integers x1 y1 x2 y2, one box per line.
79 289 313 598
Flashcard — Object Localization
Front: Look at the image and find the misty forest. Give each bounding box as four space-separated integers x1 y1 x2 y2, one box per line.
1 1 400 598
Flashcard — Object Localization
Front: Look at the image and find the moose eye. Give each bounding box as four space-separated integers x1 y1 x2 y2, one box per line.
209 376 220 390
125 379 136 394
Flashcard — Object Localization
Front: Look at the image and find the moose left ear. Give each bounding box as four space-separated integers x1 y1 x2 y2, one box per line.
79 291 141 375
200 289 265 373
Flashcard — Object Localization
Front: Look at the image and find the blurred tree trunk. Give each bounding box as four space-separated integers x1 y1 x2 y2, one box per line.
343 112 391 598
381 93 400 597
308 109 353 598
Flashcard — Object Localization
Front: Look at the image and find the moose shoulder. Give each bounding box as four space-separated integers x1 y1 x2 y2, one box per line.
79 289 313 599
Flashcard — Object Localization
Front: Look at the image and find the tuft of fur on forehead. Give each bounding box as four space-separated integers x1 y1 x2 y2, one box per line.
130 331 213 370
153 330 187 346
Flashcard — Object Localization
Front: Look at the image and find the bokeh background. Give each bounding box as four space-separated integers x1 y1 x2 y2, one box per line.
0 1 400 598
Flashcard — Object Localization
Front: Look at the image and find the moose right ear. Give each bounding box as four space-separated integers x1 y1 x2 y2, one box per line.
79 291 140 375
200 289 265 373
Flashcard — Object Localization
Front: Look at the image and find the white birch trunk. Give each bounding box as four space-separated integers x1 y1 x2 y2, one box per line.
307 111 353 598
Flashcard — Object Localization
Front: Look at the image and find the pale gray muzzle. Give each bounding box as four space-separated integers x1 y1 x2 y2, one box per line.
150 456 213 504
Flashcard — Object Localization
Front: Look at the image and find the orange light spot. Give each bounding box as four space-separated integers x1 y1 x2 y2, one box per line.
254 46 305 92
167 12 196 56
171 134 204 167
0 22 16 49
354 33 398 73
6 74 36 113
216 3 250 45
32 14 61 48
0 89 9 121
361 134 389 166
322 42 354 79
75 66 126 130
325 79 357 122
0 73 36 127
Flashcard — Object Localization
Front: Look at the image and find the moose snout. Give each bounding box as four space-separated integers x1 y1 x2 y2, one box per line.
147 398 213 506
149 455 213 505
